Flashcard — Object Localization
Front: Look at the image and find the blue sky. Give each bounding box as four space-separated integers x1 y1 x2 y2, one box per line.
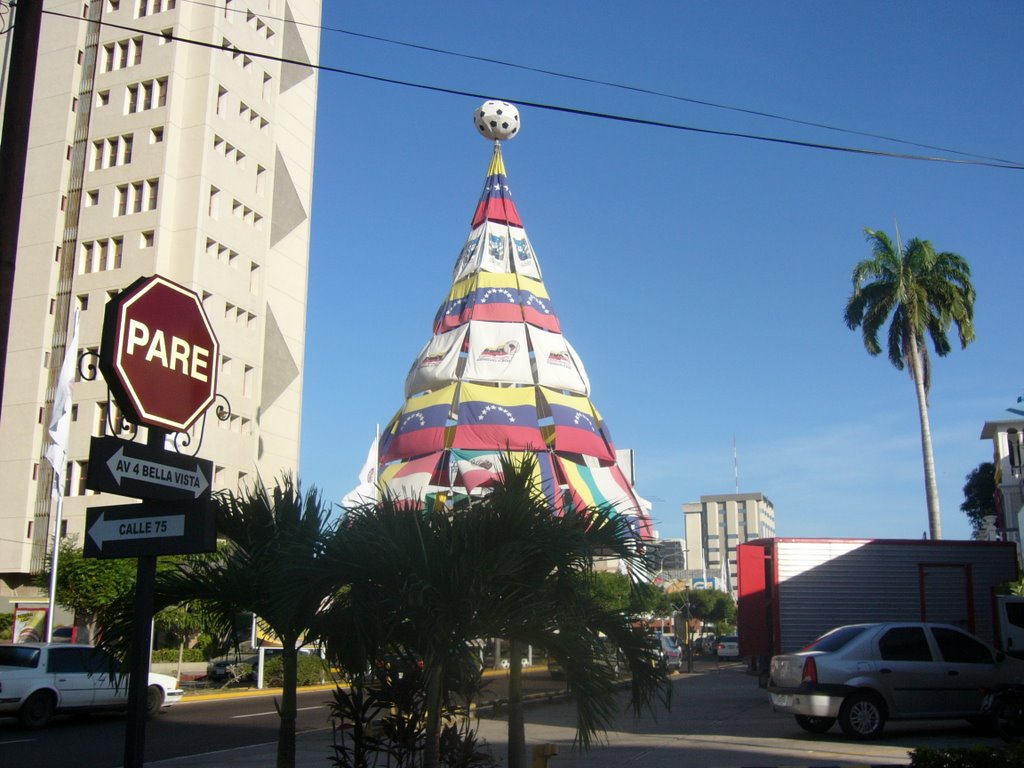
300 1 1023 542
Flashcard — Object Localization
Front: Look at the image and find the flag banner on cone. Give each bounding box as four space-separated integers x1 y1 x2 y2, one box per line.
372 140 652 536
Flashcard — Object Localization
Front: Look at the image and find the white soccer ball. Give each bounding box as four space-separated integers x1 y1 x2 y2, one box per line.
474 101 520 141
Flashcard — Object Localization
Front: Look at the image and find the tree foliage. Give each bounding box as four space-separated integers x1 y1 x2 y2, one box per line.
844 227 976 539
591 571 671 617
323 454 669 768
98 474 337 768
670 588 736 629
961 462 997 535
42 536 137 618
38 536 217 649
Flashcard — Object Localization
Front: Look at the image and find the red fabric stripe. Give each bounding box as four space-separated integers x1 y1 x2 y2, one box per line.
471 198 522 228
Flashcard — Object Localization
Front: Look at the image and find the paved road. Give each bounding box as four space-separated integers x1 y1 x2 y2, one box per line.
0 660 1006 767
168 661 1011 767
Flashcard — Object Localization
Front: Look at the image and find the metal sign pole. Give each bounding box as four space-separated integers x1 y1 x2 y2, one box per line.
123 427 165 768
124 553 156 768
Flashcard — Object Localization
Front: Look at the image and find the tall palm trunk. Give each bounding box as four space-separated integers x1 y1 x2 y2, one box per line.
277 641 298 768
422 662 445 768
507 639 527 768
908 332 942 539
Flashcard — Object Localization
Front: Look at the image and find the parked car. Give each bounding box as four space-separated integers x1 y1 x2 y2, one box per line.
483 653 530 671
206 650 259 682
51 626 75 643
0 643 182 729
716 635 740 659
206 646 319 683
657 633 683 672
644 634 669 673
768 622 1024 739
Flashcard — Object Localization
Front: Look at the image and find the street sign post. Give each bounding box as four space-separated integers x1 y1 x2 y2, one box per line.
99 275 219 432
93 276 222 768
83 501 216 559
87 436 212 501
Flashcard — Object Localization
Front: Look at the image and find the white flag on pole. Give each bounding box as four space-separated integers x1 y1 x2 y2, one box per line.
341 429 379 508
45 308 80 498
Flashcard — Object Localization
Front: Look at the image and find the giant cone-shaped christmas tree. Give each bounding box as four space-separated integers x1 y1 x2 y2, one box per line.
375 102 651 537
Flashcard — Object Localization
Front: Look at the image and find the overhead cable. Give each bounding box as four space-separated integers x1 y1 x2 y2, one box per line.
181 0 1020 166
41 9 1024 172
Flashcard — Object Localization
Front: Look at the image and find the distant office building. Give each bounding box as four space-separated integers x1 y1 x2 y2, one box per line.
0 1 321 613
648 537 686 587
682 493 776 596
654 538 686 572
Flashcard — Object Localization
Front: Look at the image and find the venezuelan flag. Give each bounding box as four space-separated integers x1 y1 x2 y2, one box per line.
380 384 456 463
433 278 475 333
519 277 560 332
452 383 543 451
471 146 522 229
469 272 523 323
540 388 616 462
435 273 526 332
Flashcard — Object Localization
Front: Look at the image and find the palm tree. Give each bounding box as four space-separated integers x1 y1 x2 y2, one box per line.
480 454 668 768
323 492 502 768
323 454 669 768
844 227 976 539
99 475 337 768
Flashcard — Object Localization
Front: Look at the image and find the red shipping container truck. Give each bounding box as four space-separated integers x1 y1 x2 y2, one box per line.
737 538 1021 661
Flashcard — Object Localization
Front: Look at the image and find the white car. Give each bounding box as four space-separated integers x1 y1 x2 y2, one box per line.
657 633 683 671
716 635 740 659
0 643 183 728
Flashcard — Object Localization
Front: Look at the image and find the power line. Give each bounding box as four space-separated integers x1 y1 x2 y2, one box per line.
41 9 1024 171
182 0 1021 167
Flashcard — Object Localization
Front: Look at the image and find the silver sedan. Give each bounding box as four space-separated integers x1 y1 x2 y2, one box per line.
767 622 1024 739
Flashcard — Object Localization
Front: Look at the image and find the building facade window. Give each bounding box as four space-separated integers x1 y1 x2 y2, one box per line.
80 238 124 273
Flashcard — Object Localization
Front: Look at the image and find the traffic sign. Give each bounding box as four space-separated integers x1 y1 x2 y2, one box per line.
83 501 216 559
99 275 220 432
87 437 212 501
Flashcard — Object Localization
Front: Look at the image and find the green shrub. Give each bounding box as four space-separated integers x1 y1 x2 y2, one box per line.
0 613 12 642
152 648 205 663
911 744 1024 767
263 653 327 687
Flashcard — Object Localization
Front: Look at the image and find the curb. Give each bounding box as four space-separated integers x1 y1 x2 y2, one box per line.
178 666 547 704
176 662 719 708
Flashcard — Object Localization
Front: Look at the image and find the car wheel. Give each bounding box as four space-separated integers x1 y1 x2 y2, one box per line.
19 690 57 729
794 715 836 734
838 692 886 739
146 685 165 716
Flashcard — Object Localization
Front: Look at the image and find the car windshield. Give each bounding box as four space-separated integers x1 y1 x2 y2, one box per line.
803 625 870 653
0 646 41 668
720 636 737 644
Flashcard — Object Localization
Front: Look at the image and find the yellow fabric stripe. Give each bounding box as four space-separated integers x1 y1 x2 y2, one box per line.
487 145 506 177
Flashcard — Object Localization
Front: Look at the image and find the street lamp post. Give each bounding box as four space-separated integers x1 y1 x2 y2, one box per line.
673 592 694 674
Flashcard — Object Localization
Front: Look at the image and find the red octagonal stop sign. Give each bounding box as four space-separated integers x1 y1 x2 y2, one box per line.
99 275 220 432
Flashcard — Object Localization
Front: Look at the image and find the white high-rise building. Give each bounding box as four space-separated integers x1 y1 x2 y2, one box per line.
0 0 321 615
682 492 776 596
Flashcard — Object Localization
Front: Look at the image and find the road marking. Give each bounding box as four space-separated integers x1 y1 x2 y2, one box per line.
0 739 36 745
231 705 325 720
